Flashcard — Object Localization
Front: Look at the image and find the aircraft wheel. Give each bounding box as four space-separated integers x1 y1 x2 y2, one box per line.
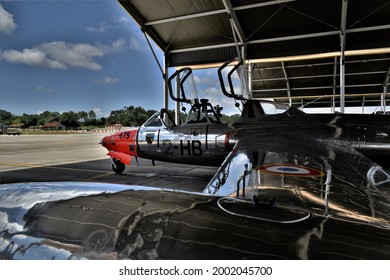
112 159 125 174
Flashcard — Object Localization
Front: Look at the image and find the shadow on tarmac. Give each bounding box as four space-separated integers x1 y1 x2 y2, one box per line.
0 158 216 193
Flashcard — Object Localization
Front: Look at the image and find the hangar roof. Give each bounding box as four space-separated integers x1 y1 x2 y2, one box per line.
117 0 390 109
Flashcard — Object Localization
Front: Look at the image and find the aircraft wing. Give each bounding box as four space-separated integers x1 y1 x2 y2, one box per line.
204 130 390 227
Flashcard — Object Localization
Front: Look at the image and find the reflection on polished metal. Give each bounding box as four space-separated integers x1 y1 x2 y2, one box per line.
367 165 390 187
4 59 390 260
1 182 390 260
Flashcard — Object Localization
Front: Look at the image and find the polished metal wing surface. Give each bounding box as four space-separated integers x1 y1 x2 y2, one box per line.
204 129 390 229
1 178 390 259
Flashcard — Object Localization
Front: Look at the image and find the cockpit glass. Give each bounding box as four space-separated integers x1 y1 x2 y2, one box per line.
181 69 199 101
206 105 220 123
219 62 251 100
143 112 163 127
187 109 199 123
186 104 221 124
161 111 176 127
207 111 218 123
187 107 208 123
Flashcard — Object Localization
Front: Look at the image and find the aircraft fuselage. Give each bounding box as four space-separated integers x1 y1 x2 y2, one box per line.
101 101 390 173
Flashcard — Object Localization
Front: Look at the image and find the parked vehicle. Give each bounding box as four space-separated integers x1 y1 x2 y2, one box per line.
5 128 21 135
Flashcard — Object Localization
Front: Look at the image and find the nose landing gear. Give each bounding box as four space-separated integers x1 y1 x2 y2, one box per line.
112 158 125 174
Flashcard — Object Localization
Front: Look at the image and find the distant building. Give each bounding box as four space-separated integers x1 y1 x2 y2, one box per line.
42 122 65 131
9 123 28 129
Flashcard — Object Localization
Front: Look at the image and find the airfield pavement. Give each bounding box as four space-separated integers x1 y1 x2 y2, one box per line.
0 133 217 192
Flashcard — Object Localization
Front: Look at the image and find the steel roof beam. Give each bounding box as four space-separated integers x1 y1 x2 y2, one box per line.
259 92 387 100
145 9 226 26
144 0 297 26
233 0 297 11
222 0 246 45
252 83 383 92
169 30 340 53
252 71 388 82
253 57 390 71
247 30 339 45
346 24 390 34
170 24 390 53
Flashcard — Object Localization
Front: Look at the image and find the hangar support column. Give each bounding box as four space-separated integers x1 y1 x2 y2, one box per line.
175 74 181 125
383 66 390 112
332 56 338 113
339 0 348 113
248 60 253 97
164 55 169 111
142 29 169 112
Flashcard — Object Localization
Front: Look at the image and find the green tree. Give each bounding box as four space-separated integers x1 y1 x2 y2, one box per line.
167 109 187 125
20 113 39 127
0 109 14 124
78 111 88 124
98 117 106 126
220 113 240 125
131 107 150 126
11 117 23 125
38 111 60 125
60 111 80 128
88 110 97 119
107 109 123 125
107 106 155 126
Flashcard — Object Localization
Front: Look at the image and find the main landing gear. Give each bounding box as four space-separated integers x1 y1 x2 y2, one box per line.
112 158 125 174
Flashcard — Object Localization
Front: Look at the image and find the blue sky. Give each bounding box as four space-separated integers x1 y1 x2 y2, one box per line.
0 0 246 118
0 0 242 117
0 0 178 117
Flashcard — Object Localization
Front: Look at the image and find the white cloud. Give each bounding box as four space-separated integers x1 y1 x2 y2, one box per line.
39 41 104 70
93 76 118 84
93 107 107 118
110 39 126 52
0 39 127 70
113 15 144 51
115 15 131 25
97 38 126 54
0 48 67 69
215 96 242 116
203 86 220 96
129 38 141 51
0 4 17 34
86 21 111 33
194 75 212 84
36 86 54 93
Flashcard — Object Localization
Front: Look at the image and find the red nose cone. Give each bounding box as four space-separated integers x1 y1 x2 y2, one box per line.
100 135 113 149
100 129 138 157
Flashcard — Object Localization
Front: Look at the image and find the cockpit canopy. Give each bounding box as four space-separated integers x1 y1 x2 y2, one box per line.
142 99 222 128
143 109 176 128
186 99 222 124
